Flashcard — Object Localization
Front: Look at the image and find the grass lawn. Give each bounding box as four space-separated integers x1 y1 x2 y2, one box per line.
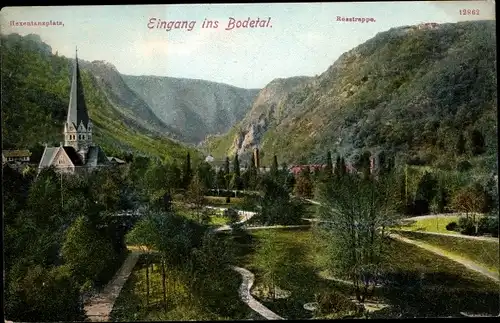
396 231 500 273
209 215 229 226
233 227 500 319
205 196 244 207
398 216 461 234
398 214 489 235
110 254 252 321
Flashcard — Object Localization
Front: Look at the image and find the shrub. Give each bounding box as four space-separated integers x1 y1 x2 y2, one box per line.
224 208 240 224
456 160 472 172
315 291 360 316
477 216 499 237
457 217 475 235
445 221 457 231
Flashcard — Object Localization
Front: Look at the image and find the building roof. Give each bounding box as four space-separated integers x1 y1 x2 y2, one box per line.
67 49 90 128
38 145 108 168
39 147 59 168
2 150 31 158
107 156 126 164
62 146 84 166
86 146 108 167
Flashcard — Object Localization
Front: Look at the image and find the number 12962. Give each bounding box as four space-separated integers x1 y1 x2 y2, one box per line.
459 9 480 15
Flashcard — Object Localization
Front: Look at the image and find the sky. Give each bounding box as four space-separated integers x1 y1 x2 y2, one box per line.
0 1 495 89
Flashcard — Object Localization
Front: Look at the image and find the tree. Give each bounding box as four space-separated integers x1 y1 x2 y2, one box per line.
357 151 372 180
5 264 85 322
233 154 240 177
182 152 193 189
414 172 438 215
469 129 485 155
224 156 230 176
325 151 333 178
451 184 487 233
197 161 215 190
315 173 401 303
186 173 207 222
335 156 347 178
456 132 466 155
248 154 258 190
377 150 394 176
191 232 237 315
270 155 279 179
216 168 226 191
253 230 288 300
126 217 159 306
294 167 313 198
260 176 302 225
61 216 116 287
231 155 242 190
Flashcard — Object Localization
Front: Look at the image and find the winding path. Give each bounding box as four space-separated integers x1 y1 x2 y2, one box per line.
84 251 141 322
392 229 498 242
389 233 499 283
232 266 285 320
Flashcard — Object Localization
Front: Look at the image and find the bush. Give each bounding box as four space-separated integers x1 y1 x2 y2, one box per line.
457 217 475 235
456 160 472 172
314 291 360 317
477 216 499 237
445 221 457 231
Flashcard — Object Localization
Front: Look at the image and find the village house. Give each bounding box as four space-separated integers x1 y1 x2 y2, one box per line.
38 49 120 175
2 150 31 164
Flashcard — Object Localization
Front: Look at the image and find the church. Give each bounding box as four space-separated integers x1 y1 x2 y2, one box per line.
38 49 110 174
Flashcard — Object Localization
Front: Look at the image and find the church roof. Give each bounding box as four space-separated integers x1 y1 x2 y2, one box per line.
62 146 84 166
67 49 90 128
86 146 108 167
39 147 59 168
38 145 108 169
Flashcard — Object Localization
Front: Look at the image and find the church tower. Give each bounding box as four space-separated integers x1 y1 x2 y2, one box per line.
64 48 93 163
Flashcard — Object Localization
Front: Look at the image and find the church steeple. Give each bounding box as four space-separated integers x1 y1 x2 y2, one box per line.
67 47 89 128
64 47 93 156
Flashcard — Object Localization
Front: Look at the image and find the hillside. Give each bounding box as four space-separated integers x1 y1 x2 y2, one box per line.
123 75 259 144
1 33 199 162
79 60 185 142
206 20 497 170
206 76 312 161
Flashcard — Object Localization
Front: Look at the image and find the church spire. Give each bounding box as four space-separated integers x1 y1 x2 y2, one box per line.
67 47 89 128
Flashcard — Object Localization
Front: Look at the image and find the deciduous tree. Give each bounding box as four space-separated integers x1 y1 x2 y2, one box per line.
316 173 401 303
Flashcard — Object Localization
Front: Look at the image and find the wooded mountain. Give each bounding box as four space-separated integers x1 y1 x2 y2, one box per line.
206 20 497 170
1 33 198 162
123 75 259 144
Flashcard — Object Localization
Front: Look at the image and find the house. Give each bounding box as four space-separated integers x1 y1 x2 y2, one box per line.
107 156 126 165
38 48 113 174
289 164 327 176
2 150 31 163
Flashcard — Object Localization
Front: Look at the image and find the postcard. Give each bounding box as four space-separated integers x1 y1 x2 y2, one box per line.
1 1 498 322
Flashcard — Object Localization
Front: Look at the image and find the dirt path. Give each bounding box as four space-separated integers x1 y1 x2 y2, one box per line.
232 266 285 320
389 233 499 283
84 251 141 322
392 229 498 242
